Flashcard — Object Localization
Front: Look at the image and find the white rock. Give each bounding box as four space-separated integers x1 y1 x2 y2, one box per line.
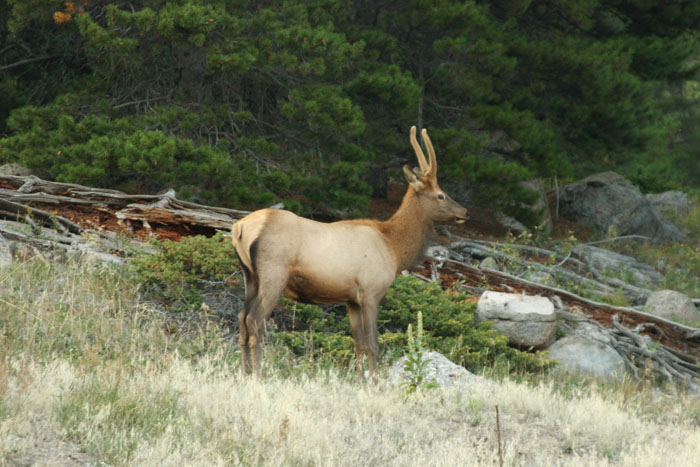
477 291 557 349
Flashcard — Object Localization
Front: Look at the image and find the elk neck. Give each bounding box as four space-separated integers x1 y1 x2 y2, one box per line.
378 186 433 273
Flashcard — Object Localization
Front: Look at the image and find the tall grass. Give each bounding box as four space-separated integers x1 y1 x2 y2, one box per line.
1 257 700 465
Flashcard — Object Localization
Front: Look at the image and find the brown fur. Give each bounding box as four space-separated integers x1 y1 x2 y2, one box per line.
231 127 467 381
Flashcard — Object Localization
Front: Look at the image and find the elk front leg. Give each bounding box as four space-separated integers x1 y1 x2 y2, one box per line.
361 299 380 381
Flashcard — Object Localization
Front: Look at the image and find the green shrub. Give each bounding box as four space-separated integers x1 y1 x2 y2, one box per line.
0 99 371 215
379 276 551 375
129 233 240 310
271 276 551 376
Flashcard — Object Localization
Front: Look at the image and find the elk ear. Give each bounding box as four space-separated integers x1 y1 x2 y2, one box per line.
403 165 425 190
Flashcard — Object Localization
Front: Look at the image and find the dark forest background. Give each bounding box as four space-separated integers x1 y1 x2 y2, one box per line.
2 0 700 223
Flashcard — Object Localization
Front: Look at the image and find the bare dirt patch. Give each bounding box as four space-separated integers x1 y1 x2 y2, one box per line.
8 434 93 467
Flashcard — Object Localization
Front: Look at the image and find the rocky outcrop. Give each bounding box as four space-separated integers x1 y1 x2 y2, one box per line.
476 291 556 349
558 172 683 243
646 191 692 216
574 244 662 287
547 335 626 379
644 290 700 324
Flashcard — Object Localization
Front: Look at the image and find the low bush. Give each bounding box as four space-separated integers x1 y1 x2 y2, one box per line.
129 232 241 311
260 277 553 376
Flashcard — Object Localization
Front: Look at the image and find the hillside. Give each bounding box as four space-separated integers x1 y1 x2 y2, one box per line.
2 257 700 466
1 171 699 382
0 170 699 463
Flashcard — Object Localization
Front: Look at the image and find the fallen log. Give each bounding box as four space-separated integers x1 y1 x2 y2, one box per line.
0 174 250 239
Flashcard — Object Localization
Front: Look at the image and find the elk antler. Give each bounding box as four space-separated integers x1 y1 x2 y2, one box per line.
410 126 430 176
421 128 437 180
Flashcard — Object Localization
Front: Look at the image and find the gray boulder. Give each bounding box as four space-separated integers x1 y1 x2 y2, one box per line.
494 211 528 234
558 172 683 244
476 291 556 349
547 335 627 380
646 191 692 216
644 290 700 324
386 350 485 388
574 244 662 287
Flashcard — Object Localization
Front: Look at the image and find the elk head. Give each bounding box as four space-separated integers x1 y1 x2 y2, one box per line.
403 126 468 223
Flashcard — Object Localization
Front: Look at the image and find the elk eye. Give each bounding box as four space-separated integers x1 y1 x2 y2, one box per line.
438 193 445 200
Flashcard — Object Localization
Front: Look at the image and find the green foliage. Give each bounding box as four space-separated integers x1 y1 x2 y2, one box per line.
129 233 240 309
380 276 551 374
272 276 551 375
3 0 700 222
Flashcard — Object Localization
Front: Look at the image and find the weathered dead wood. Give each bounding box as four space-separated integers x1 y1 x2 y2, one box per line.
0 174 247 260
461 238 591 274
454 242 620 298
0 175 250 235
116 203 237 230
0 218 156 261
452 238 661 305
610 315 698 383
0 196 83 233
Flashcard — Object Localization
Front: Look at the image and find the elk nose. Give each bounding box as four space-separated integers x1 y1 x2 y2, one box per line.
455 208 469 224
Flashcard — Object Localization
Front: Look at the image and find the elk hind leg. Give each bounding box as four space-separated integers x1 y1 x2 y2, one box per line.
246 267 287 376
239 268 258 377
347 302 367 382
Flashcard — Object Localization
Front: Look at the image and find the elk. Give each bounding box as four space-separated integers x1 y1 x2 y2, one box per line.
231 126 467 381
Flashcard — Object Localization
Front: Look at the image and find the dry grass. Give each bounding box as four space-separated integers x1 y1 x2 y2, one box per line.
1 258 699 466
